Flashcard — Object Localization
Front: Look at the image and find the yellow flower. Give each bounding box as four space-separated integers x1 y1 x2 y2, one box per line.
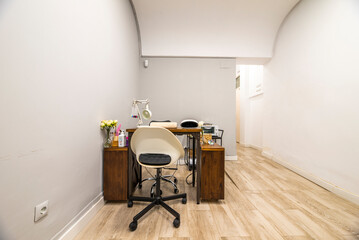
100 119 118 129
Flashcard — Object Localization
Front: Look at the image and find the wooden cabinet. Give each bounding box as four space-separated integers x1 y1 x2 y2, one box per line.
103 142 225 202
201 143 225 200
103 147 128 201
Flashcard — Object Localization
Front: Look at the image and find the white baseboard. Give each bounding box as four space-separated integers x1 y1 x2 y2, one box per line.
52 193 105 240
263 152 359 205
225 155 238 161
239 142 249 147
239 142 263 151
248 144 263 151
261 150 273 159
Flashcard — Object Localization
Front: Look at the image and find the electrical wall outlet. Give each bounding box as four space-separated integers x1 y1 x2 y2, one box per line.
34 200 48 222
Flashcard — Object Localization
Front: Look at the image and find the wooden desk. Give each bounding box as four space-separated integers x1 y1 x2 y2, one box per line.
126 127 202 204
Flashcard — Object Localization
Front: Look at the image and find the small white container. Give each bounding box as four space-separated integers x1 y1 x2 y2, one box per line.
118 131 126 147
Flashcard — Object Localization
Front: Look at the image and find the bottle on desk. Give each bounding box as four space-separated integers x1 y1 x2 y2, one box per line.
118 130 126 147
112 136 119 147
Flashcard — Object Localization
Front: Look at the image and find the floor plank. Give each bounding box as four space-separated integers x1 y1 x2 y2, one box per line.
74 145 359 240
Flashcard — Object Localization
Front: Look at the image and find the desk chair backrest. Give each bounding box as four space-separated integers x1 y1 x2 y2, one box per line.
131 126 184 168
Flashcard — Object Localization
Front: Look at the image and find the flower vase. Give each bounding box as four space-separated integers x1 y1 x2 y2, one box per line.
103 127 114 148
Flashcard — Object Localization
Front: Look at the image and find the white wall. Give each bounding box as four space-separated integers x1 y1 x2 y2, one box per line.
132 0 299 58
248 96 263 149
263 0 359 198
139 58 237 156
239 65 264 149
0 0 139 239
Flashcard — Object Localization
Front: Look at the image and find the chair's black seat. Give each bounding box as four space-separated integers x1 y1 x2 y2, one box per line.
139 153 171 166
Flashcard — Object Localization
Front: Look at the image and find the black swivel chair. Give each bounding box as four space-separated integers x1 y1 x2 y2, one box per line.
212 129 224 146
128 127 187 231
137 120 179 196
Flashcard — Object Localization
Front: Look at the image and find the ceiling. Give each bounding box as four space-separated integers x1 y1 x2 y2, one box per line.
131 0 300 60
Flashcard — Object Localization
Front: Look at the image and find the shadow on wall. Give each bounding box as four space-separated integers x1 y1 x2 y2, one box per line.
0 221 10 239
0 0 11 20
0 3 12 232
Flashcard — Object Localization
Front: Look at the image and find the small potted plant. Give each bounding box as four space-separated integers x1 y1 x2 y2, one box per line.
100 120 118 148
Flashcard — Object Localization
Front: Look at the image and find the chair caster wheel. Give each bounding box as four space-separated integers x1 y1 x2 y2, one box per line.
127 200 133 208
138 183 142 189
174 188 179 194
129 221 137 231
182 198 187 204
173 218 180 228
174 178 178 184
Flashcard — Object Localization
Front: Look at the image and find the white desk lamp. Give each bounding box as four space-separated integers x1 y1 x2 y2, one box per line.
131 99 152 126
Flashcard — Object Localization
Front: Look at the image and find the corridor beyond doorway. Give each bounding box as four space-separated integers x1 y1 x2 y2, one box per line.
236 65 264 151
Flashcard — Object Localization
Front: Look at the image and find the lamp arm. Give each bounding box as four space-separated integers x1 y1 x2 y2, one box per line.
132 99 150 126
134 99 149 105
136 103 143 125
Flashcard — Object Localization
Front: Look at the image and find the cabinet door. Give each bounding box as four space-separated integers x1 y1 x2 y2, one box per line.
103 150 128 201
201 150 224 200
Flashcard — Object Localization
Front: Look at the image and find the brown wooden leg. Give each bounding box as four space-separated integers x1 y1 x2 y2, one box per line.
194 133 201 204
192 134 195 187
128 132 133 199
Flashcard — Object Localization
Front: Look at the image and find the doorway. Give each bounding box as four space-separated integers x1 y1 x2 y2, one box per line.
235 67 240 144
236 65 264 150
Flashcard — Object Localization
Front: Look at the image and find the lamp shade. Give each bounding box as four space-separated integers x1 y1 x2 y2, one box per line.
142 109 152 119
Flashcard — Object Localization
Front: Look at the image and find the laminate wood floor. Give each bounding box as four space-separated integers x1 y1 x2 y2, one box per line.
74 145 359 240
